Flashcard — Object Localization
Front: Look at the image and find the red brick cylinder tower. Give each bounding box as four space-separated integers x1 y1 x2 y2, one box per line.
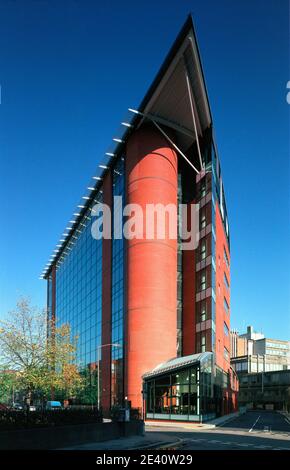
125 124 178 409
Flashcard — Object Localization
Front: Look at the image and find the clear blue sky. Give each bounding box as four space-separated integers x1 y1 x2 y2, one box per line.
0 0 289 339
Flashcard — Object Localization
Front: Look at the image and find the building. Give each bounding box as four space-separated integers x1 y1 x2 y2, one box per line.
143 352 238 422
230 326 290 375
230 325 264 358
238 370 290 412
42 15 237 420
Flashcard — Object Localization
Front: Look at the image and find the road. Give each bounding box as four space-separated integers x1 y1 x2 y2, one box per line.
146 411 290 450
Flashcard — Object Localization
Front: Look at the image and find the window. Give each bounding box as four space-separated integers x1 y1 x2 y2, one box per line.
223 247 229 268
200 271 206 291
201 302 206 322
54 189 103 400
200 209 206 229
224 273 229 290
111 157 125 405
201 334 206 352
224 322 229 336
200 240 206 260
224 297 229 314
266 349 287 356
200 181 206 198
266 341 288 350
224 347 229 362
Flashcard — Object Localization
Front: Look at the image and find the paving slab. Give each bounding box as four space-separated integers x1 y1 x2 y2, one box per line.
61 432 178 450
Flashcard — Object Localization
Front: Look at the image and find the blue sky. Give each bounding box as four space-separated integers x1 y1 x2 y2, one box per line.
0 0 289 339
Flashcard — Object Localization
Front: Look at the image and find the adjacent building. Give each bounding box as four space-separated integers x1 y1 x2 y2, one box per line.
238 370 290 412
230 325 264 358
231 326 290 375
42 15 237 421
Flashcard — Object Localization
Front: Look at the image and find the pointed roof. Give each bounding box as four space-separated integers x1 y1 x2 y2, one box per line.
41 15 213 279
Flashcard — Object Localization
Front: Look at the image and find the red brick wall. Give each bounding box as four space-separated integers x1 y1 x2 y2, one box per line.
215 201 231 372
182 202 196 356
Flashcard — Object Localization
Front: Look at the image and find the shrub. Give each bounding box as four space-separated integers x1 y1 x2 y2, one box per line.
0 408 102 431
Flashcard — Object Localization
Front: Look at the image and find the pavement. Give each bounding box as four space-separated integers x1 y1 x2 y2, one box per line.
61 432 178 450
62 410 290 450
144 409 241 430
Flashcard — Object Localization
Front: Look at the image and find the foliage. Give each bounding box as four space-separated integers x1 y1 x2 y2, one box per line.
0 298 84 405
110 404 123 422
0 408 102 431
74 367 98 405
0 369 18 404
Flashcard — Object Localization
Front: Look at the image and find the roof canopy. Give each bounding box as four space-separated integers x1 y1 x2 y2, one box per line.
134 15 212 153
143 352 213 379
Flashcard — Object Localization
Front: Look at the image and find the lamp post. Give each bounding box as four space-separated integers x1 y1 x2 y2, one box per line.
97 343 122 410
262 354 265 394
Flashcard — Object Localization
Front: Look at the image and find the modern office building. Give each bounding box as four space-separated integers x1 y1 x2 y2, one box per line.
42 16 237 420
230 326 290 375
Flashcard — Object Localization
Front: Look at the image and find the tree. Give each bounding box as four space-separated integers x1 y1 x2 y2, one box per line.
0 298 84 407
76 366 99 406
0 368 18 404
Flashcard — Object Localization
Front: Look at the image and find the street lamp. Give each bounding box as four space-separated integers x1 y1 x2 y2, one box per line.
262 354 265 394
97 343 122 410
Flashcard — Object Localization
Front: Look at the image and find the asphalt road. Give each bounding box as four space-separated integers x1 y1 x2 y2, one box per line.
146 411 290 450
220 410 290 434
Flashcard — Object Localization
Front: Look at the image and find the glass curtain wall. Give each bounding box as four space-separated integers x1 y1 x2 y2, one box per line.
55 191 103 403
111 157 125 406
47 273 53 337
146 366 199 418
145 355 217 421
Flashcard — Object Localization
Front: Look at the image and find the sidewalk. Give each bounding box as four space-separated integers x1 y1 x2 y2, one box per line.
145 420 215 430
61 411 244 450
145 410 245 430
61 432 180 450
209 411 242 427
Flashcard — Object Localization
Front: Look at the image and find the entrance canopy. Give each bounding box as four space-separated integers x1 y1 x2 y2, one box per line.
143 352 215 422
143 352 213 380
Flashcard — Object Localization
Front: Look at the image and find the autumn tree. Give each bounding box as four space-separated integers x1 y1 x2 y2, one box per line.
0 298 84 407
0 368 18 404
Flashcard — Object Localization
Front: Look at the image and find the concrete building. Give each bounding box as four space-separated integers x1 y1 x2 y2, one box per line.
230 326 290 375
230 325 264 358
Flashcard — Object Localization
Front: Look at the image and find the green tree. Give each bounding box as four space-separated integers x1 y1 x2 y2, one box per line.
76 366 99 406
0 368 18 404
0 298 84 407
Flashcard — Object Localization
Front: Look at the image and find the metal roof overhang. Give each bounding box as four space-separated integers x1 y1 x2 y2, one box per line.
134 20 212 154
142 352 213 380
